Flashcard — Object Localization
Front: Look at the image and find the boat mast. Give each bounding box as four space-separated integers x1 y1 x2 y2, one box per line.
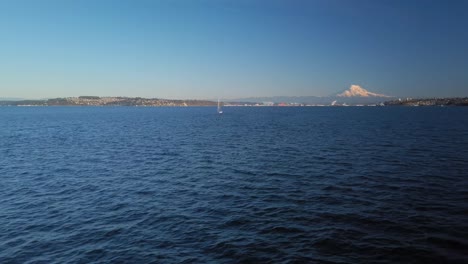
217 98 223 113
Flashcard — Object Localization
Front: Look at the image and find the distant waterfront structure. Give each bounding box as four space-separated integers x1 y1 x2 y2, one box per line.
385 97 468 106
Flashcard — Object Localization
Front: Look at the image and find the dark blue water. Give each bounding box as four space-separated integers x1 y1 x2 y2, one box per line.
1 106 467 263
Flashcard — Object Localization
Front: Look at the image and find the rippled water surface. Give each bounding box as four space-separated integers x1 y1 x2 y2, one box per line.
1 106 467 263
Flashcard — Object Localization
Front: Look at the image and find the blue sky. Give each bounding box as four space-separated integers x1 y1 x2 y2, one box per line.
1 0 467 99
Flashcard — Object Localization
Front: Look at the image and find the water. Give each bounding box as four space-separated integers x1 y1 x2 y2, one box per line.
1 106 467 263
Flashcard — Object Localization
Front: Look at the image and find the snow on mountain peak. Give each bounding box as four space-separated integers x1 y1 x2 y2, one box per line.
337 85 390 97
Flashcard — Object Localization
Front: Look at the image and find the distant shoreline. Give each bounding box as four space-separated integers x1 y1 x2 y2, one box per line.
1 96 467 107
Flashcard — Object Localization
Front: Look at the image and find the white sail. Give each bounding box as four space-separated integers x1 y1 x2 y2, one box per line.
217 99 223 114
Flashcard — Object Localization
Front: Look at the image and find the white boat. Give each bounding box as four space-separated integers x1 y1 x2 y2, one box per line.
217 99 223 114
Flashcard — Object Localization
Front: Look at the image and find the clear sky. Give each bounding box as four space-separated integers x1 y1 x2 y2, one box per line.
1 0 467 99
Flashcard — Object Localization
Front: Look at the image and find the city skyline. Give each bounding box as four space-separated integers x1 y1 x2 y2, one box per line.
1 0 467 99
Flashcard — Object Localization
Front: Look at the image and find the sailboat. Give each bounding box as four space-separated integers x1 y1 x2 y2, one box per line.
217 99 223 114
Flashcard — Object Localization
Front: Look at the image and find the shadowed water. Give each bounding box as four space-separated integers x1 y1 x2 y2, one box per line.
1 106 467 263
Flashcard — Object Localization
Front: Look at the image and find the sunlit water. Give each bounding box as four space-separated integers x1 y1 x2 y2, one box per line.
1 106 467 263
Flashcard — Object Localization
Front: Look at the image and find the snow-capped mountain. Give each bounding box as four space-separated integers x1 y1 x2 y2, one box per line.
230 85 394 105
336 85 391 98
